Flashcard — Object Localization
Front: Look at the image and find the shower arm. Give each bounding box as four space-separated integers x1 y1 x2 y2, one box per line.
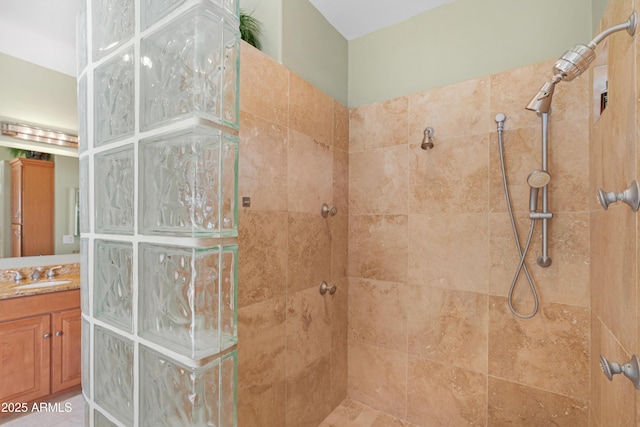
588 10 637 48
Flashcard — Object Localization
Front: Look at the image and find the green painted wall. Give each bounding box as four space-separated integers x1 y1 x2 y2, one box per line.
282 0 348 105
0 53 77 133
348 0 593 107
592 0 610 33
240 0 283 61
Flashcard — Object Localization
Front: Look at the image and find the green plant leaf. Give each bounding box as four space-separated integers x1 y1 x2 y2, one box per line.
240 10 262 50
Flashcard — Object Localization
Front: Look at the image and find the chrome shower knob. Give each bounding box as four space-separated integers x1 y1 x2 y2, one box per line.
600 354 640 389
321 203 338 218
319 281 337 295
597 180 640 211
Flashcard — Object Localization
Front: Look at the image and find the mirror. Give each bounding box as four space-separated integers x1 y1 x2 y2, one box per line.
0 147 79 258
0 51 80 265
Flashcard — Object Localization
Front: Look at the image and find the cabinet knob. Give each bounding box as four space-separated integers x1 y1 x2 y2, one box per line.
55 331 63 337
43 333 51 339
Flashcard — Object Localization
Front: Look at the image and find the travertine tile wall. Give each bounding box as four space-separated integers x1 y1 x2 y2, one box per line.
237 0 640 424
590 0 639 426
237 42 349 426
348 49 592 427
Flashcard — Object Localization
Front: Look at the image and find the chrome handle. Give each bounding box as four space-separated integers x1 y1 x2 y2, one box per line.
600 354 640 389
321 203 338 218
47 266 62 279
43 333 51 339
319 281 337 295
597 180 640 211
8 270 23 282
55 331 63 337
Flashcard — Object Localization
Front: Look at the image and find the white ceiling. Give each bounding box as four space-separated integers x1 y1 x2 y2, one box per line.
0 0 452 76
309 0 454 40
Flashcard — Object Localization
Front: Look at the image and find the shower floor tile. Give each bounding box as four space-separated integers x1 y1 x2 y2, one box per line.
320 399 417 427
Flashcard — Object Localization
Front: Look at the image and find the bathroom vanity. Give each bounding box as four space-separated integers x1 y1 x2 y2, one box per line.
0 267 81 415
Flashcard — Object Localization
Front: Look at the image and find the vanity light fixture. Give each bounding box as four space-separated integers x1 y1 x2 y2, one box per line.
1 122 78 148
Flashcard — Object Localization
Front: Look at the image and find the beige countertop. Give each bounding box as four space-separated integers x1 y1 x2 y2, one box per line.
0 263 80 300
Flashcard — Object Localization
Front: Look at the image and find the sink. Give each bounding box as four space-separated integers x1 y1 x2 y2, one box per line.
14 280 71 290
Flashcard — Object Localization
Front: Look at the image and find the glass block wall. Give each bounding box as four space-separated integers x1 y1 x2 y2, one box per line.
79 1 239 425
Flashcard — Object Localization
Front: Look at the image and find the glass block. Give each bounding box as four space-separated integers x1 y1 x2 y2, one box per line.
95 145 135 234
222 19 240 127
78 74 88 153
142 0 239 33
94 240 133 332
95 409 119 427
77 1 88 74
80 238 89 314
92 0 135 61
82 318 91 398
80 156 90 233
141 0 185 30
94 47 135 146
139 243 237 360
94 326 134 425
139 346 237 427
139 126 238 237
140 4 240 131
84 399 91 427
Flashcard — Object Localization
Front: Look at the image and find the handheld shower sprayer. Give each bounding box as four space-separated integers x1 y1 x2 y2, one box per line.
527 170 551 213
526 10 637 113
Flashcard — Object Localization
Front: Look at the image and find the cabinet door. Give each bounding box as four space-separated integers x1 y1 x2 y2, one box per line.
10 160 22 224
0 314 51 403
20 159 54 256
51 309 82 393
11 224 21 257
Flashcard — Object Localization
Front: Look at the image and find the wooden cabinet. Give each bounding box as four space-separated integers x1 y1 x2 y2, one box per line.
0 314 51 403
10 158 54 257
51 308 82 393
0 290 81 411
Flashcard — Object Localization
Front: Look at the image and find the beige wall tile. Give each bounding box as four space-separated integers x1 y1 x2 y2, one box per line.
237 297 287 427
238 209 288 308
333 147 349 215
489 126 542 214
348 341 407 420
287 129 333 214
289 73 334 145
330 336 348 409
286 355 332 427
349 97 408 152
348 278 407 351
409 134 489 214
240 42 289 127
239 111 288 212
489 296 589 400
331 277 348 349
406 286 487 375
408 77 490 141
408 213 488 293
349 145 408 215
487 377 588 426
331 212 348 281
286 286 332 376
590 208 636 352
334 100 349 152
489 212 590 308
407 355 486 426
348 214 408 283
287 212 332 293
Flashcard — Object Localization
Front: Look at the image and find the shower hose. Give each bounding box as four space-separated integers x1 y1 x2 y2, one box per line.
496 118 540 319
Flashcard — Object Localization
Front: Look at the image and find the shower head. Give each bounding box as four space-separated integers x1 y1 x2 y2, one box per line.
526 10 637 113
525 77 559 114
527 170 551 212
